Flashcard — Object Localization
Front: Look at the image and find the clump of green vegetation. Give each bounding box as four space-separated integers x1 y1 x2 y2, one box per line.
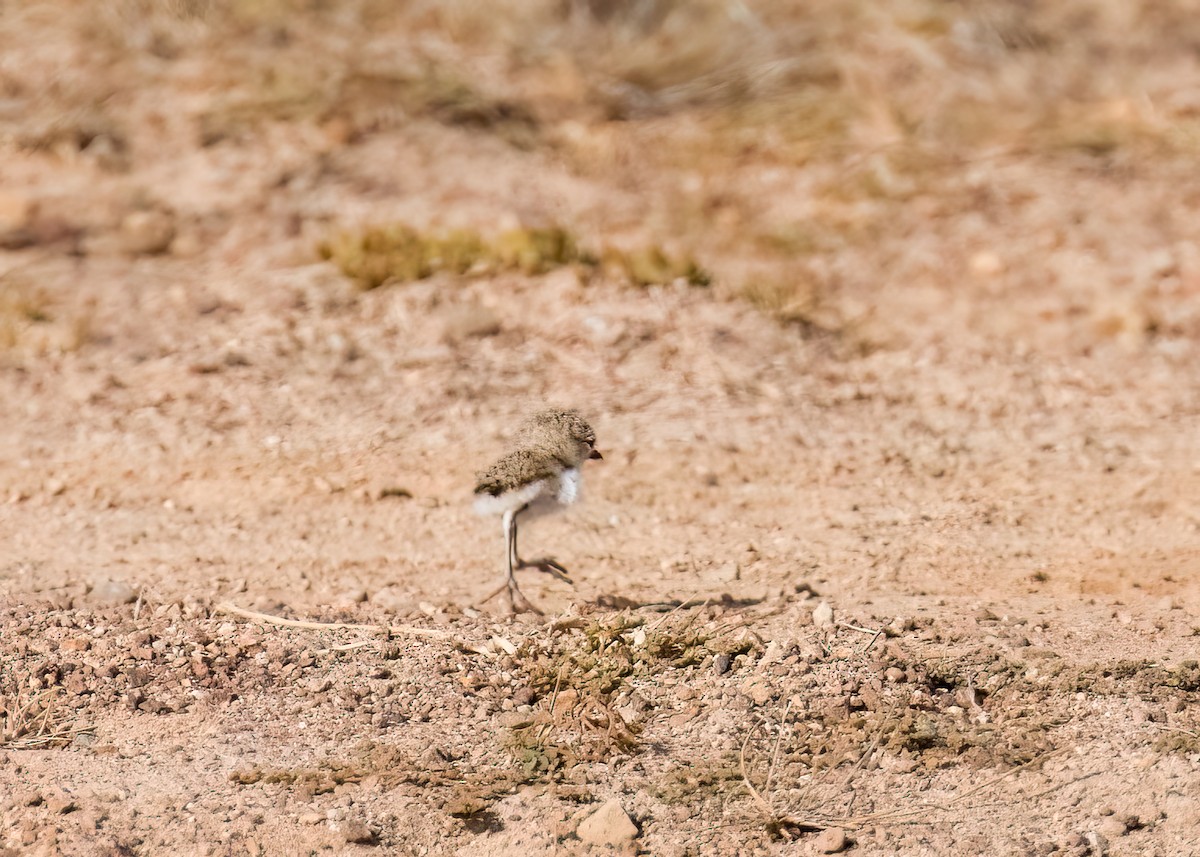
318 224 578 289
601 245 710 287
316 225 490 288
318 223 712 291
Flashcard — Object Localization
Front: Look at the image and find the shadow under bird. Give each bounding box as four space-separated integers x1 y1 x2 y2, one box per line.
473 408 603 613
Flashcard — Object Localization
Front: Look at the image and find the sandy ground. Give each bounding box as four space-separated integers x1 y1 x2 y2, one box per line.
2 2 1200 855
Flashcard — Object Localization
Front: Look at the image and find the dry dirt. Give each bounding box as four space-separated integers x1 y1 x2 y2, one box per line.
2 2 1200 855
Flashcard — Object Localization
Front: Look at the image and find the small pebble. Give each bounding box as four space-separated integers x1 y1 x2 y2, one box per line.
813 826 848 854
339 818 376 844
305 678 332 694
812 602 834 628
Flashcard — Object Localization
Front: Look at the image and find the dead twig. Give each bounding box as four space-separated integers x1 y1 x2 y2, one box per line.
764 700 793 798
738 710 823 835
737 705 1074 835
838 620 880 635
1148 723 1200 738
832 619 886 653
647 593 707 631
214 602 454 641
1 688 92 750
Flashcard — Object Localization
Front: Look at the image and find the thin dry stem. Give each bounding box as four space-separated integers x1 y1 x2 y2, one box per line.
214 602 454 641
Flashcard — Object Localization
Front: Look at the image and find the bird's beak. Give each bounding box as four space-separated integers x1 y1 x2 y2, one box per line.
589 448 604 460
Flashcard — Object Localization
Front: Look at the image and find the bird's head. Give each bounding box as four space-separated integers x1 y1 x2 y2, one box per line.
523 408 603 467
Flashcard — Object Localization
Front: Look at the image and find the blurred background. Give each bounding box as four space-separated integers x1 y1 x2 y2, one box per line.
1 0 1197 613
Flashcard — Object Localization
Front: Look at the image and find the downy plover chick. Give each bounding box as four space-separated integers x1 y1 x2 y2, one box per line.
474 408 603 614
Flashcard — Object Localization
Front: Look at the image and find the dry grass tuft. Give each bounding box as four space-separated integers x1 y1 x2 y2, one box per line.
0 687 90 749
505 612 750 779
200 62 539 148
0 276 92 358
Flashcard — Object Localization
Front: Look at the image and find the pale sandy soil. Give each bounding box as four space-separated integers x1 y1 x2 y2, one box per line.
2 2 1199 855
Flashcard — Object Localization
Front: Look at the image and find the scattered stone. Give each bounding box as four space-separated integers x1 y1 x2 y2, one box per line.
370 586 415 613
334 589 368 608
969 250 1004 277
304 678 332 694
338 818 377 845
884 667 905 683
813 826 848 853
0 191 34 230
1132 705 1166 724
498 711 535 729
812 602 835 628
715 561 740 582
882 756 918 774
299 812 323 825
0 191 36 248
713 653 732 675
1096 817 1127 839
46 793 77 815
743 682 773 706
577 798 638 846
119 210 176 256
89 580 138 606
758 640 784 667
439 302 501 342
1116 813 1142 831
1085 831 1109 855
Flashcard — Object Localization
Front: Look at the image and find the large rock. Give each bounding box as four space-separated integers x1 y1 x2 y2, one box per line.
577 798 637 846
88 579 139 606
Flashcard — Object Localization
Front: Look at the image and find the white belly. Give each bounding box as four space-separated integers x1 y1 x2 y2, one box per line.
472 468 582 517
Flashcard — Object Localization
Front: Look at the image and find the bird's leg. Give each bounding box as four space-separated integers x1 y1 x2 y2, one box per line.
503 509 540 614
511 508 574 585
509 509 521 570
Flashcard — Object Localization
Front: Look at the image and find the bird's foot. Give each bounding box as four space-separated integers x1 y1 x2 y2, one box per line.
507 583 544 615
516 557 574 585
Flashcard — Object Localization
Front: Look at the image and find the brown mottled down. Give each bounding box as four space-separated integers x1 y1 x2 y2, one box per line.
472 408 603 613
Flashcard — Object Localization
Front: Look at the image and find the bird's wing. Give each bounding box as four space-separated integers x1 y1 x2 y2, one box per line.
474 449 562 496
